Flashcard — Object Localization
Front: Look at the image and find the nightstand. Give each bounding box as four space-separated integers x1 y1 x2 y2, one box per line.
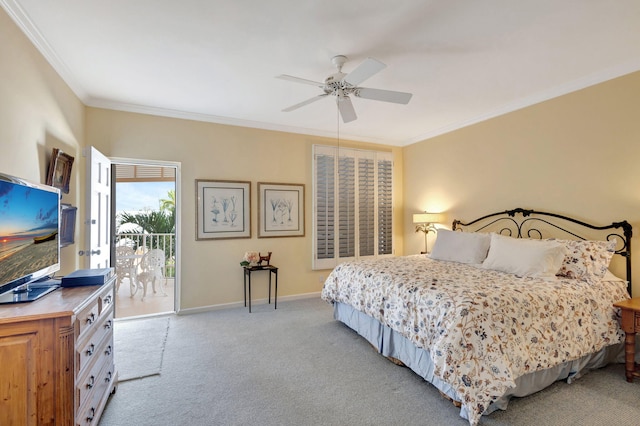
613 298 640 382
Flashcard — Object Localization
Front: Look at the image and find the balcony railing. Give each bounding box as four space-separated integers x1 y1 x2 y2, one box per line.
115 233 175 278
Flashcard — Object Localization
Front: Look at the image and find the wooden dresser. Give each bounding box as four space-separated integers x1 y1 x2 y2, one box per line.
0 277 117 426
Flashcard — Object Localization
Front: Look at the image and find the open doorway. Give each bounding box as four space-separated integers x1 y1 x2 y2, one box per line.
111 160 180 319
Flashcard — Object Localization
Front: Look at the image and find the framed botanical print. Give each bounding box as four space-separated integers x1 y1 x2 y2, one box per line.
196 179 251 240
258 182 304 238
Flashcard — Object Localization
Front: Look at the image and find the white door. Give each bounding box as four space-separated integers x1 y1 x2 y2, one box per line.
83 147 112 269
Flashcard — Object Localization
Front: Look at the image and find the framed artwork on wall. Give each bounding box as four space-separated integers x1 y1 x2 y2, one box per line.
46 148 74 194
258 182 305 238
60 203 77 247
196 179 251 240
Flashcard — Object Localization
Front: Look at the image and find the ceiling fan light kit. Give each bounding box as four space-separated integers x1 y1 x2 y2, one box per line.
277 55 413 123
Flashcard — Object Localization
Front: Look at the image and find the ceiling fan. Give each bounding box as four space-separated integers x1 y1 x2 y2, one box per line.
277 55 412 123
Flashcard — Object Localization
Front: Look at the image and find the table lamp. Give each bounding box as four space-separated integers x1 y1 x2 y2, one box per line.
413 212 444 254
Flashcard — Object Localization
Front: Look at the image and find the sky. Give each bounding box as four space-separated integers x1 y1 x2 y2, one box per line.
115 182 174 213
0 181 58 238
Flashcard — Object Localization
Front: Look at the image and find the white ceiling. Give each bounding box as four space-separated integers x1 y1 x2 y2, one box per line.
3 0 640 146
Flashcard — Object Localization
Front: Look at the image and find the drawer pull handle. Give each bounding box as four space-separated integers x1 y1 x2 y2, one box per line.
86 375 95 389
104 295 112 305
86 407 95 422
105 345 112 356
105 371 113 383
86 344 95 356
86 313 95 325
104 320 112 330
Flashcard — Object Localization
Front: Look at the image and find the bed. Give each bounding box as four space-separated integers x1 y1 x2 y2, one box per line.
321 208 632 426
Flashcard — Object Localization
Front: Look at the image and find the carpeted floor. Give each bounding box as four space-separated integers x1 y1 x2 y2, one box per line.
99 297 640 426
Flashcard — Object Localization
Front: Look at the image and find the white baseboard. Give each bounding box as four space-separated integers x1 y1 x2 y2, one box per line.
177 291 321 315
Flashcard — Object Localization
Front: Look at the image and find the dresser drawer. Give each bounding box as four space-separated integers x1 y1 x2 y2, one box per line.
634 312 640 330
75 338 114 414
76 360 115 426
97 285 114 316
76 307 114 376
75 298 100 341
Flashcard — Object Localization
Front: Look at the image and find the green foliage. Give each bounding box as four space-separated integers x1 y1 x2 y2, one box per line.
119 210 175 234
159 189 176 215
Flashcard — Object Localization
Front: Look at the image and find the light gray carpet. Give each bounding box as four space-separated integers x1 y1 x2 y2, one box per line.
100 298 640 426
113 316 170 381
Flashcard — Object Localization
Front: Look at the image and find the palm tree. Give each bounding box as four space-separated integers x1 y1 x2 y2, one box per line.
159 189 175 215
118 210 175 235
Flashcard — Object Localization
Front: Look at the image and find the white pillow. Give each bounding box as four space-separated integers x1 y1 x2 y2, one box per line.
482 233 566 278
429 230 491 264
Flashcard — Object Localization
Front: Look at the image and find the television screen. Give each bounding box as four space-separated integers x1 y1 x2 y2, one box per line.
0 172 60 300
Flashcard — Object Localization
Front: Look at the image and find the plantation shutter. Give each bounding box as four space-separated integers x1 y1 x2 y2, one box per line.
315 153 335 260
377 158 393 255
313 145 393 269
358 155 375 257
338 155 356 258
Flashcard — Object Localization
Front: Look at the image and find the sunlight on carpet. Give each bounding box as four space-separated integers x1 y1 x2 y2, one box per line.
114 316 170 382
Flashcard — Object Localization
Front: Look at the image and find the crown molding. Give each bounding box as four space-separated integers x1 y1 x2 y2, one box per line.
4 0 638 148
85 97 395 146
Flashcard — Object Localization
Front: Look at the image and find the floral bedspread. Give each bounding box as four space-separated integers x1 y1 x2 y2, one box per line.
320 255 628 426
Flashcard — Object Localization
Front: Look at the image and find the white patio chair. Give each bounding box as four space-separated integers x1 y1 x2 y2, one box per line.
136 249 167 300
115 246 137 296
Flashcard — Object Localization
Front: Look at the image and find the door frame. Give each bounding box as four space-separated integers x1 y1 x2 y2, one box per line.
110 157 182 314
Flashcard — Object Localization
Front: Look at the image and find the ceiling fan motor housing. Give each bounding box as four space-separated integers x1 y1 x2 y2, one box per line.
324 73 350 96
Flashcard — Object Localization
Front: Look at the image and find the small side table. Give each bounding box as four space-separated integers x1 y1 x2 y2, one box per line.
242 265 278 313
613 298 640 382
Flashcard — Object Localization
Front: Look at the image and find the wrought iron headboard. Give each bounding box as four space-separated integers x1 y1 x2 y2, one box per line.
452 207 633 295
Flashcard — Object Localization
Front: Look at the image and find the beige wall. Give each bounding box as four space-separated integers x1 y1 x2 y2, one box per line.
0 4 405 311
0 7 84 275
85 108 404 310
403 71 640 294
4 1 639 307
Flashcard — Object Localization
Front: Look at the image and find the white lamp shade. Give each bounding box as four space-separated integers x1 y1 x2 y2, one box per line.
413 212 444 224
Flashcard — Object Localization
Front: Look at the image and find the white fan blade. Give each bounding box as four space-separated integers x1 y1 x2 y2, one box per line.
337 96 357 123
282 94 328 112
343 58 386 86
276 74 324 87
355 87 412 104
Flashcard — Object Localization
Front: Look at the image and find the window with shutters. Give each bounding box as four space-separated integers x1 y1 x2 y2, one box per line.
312 145 393 270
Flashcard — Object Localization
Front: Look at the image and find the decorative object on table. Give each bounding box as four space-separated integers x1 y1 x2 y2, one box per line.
258 182 304 238
258 252 272 266
241 251 260 267
413 212 445 254
196 179 251 240
46 148 74 194
59 203 77 247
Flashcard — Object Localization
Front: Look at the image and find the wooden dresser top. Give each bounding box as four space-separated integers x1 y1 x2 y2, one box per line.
0 284 107 324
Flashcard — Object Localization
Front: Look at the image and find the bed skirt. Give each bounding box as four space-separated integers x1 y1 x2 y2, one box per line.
333 301 624 421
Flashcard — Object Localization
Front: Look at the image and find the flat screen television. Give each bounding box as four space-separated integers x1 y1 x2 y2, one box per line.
0 172 61 304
